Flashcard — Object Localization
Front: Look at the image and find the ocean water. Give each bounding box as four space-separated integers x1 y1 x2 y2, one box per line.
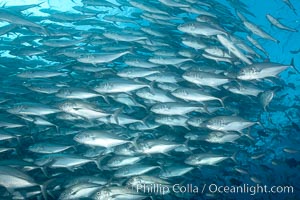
0 0 299 199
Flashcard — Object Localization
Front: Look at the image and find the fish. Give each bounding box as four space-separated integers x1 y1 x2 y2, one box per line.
56 87 102 99
158 0 189 8
77 51 131 65
93 78 150 94
151 102 204 115
136 87 177 103
110 93 146 108
243 20 280 43
117 67 160 78
35 153 102 171
114 164 160 178
290 48 300 54
129 0 169 15
17 70 68 79
185 153 236 166
105 155 145 168
217 34 253 65
4 2 44 12
223 82 264 97
246 35 269 56
182 36 207 50
283 0 297 15
144 72 183 83
59 183 102 200
258 89 276 111
57 100 110 119
178 22 227 36
74 130 134 148
28 143 74 154
183 71 230 89
103 31 148 42
124 57 160 68
148 56 193 65
93 186 147 200
204 131 242 143
266 14 298 32
171 88 224 106
40 38 86 48
237 62 293 80
187 116 208 128
159 164 194 178
0 166 47 199
0 24 16 36
155 115 189 129
203 116 257 133
7 103 61 116
0 8 48 35
135 139 182 154
98 113 144 126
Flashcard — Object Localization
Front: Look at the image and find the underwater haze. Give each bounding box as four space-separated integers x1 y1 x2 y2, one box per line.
0 0 299 199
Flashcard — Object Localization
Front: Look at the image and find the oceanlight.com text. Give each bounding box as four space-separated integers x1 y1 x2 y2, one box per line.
208 184 294 196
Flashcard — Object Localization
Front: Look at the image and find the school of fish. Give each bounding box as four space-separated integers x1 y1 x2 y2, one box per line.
0 0 299 199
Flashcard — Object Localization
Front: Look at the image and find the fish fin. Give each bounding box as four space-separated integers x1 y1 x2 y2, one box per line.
6 187 14 194
131 134 140 150
240 128 255 141
67 167 75 172
162 152 172 157
54 124 59 133
218 97 226 107
256 121 265 129
184 139 189 147
230 151 239 163
113 107 123 125
290 58 300 74
138 103 147 110
127 46 135 55
101 95 110 104
130 95 147 110
263 105 268 112
41 167 49 177
40 184 48 200
148 80 156 95
141 115 149 126
202 103 210 114
184 125 191 131
37 1 45 7
169 125 175 130
183 139 193 154
1 2 7 7
94 155 108 170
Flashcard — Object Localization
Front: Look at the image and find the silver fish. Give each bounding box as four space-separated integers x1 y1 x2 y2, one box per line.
74 130 132 148
266 14 298 32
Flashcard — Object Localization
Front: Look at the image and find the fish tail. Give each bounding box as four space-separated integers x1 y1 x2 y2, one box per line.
40 183 48 200
290 58 300 73
230 151 239 163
